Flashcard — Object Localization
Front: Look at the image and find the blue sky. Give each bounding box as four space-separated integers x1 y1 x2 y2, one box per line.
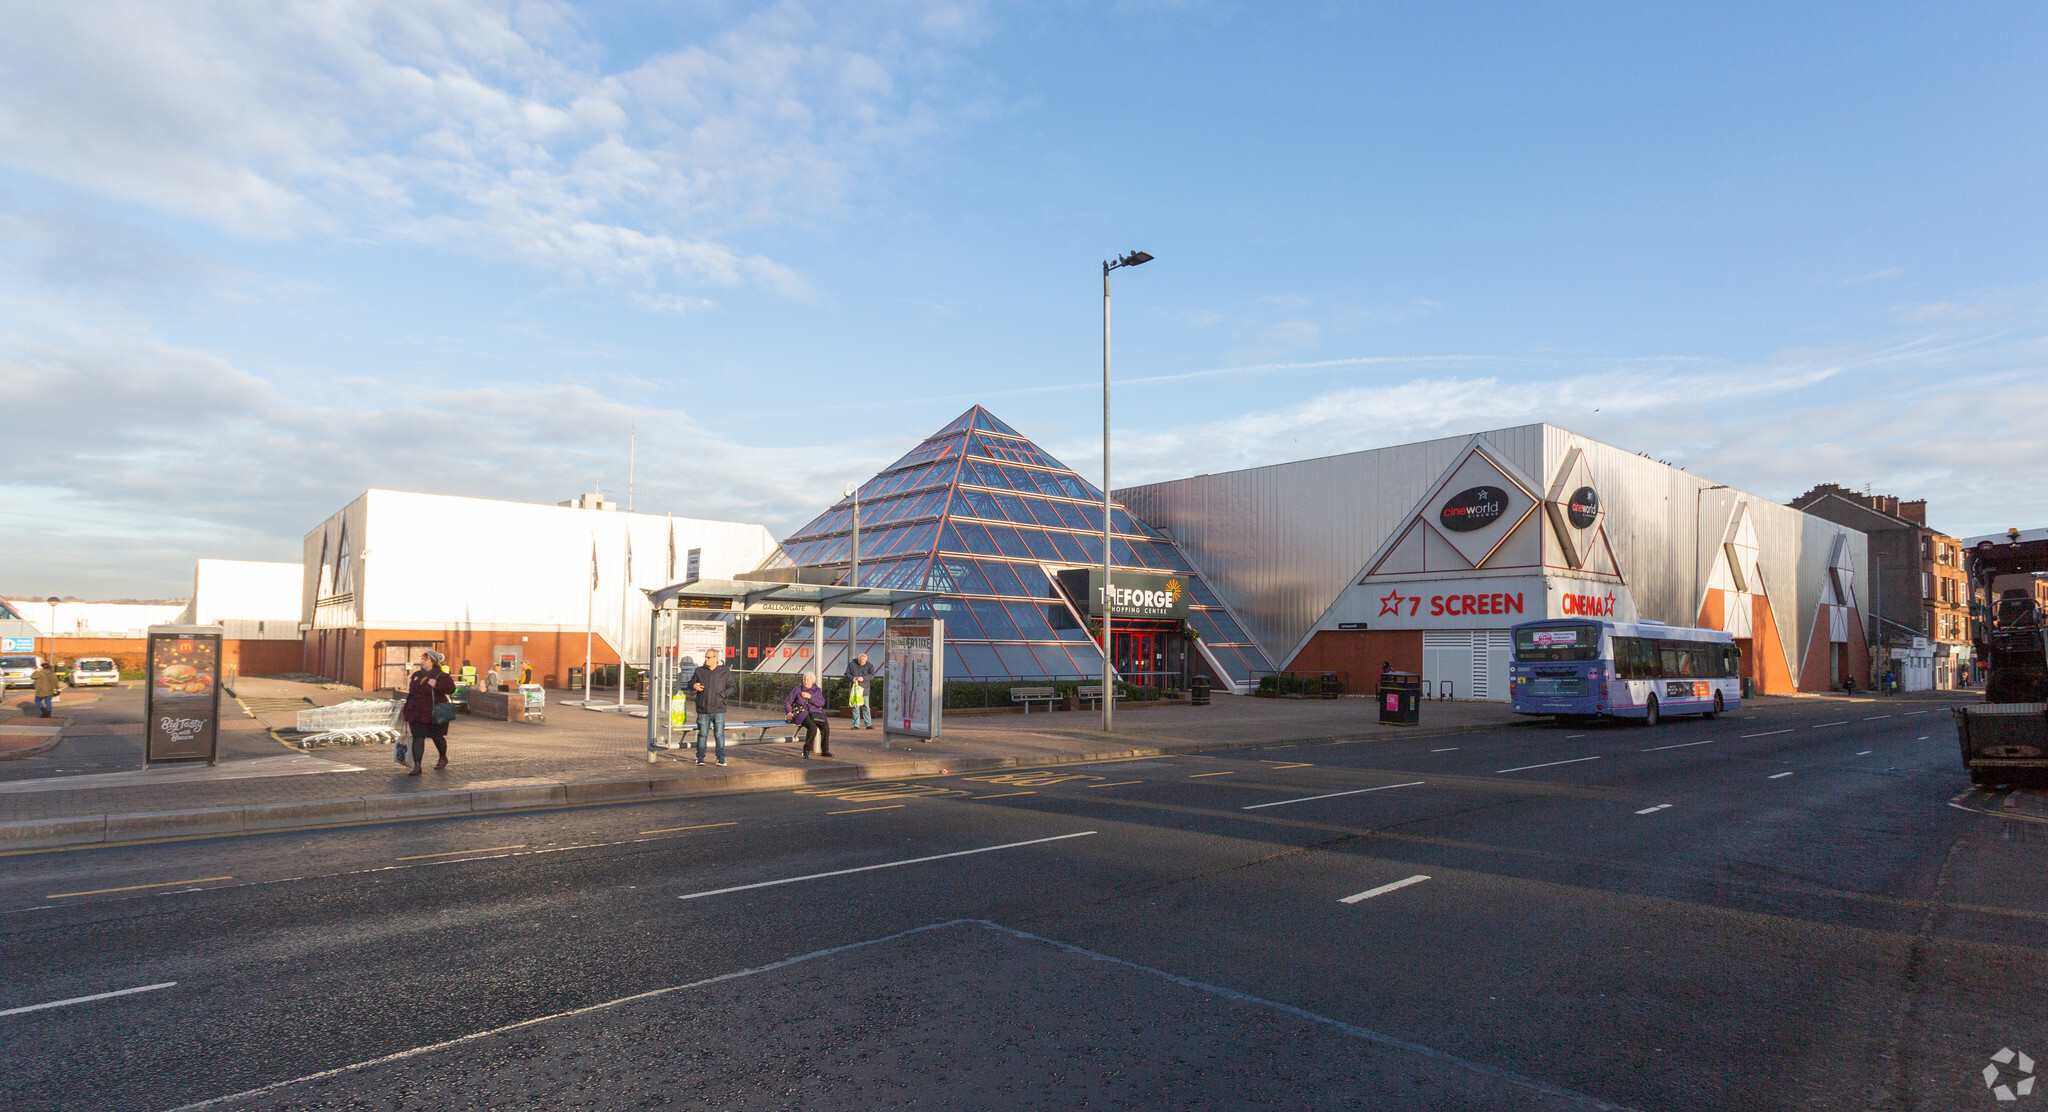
3 1 2044 597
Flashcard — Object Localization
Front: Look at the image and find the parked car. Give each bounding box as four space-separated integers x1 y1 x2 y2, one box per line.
1 654 43 689
70 657 121 687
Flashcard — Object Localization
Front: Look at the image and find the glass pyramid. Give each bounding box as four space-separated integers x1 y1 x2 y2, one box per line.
752 405 1274 686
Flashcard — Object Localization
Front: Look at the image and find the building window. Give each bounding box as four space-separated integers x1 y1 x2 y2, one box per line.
686 548 701 581
1922 572 1931 600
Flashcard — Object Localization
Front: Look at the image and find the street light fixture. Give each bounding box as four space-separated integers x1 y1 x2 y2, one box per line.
844 482 861 670
1101 249 1153 733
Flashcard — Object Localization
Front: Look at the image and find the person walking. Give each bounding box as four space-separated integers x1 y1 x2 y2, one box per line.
845 652 879 730
785 672 832 758
30 660 60 718
400 649 456 776
689 647 736 766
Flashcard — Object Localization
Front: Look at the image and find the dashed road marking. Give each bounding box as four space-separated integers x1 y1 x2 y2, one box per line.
1863 715 1892 721
1641 740 1713 752
1916 736 1929 740
1634 804 1674 815
1856 751 1872 756
1430 747 1459 753
1565 734 1586 739
396 845 525 861
1262 762 1313 769
1495 756 1601 774
1742 729 1793 738
969 791 1036 800
827 805 906 815
1088 781 1144 789
1340 875 1431 903
48 876 232 900
1812 721 1848 728
676 831 1097 901
639 822 738 835
1243 781 1426 811
0 982 177 1018
1189 771 1236 778
1768 772 1794 779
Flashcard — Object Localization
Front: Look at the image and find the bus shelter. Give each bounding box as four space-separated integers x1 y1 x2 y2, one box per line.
644 578 939 761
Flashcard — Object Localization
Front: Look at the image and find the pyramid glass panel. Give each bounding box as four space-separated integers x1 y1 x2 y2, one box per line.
753 405 1273 688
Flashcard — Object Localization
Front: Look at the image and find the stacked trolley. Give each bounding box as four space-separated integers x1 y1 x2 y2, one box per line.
293 699 404 748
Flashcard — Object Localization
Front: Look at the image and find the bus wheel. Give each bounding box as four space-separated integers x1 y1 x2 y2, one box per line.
1704 692 1723 720
1643 696 1660 727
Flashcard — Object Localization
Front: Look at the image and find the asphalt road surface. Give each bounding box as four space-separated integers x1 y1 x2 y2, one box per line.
4 697 2041 1111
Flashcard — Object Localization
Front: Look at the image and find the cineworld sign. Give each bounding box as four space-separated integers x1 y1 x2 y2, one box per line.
1440 486 1508 532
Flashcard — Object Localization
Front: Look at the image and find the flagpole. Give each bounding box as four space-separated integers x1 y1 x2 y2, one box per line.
584 532 595 705
618 524 631 708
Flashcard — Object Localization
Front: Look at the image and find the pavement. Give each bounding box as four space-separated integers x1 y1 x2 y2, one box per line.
0 685 2029 1111
0 675 1525 851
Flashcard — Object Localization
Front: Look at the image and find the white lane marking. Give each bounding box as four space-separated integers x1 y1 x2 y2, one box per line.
1429 747 1459 753
1634 804 1674 815
1495 755 1601 774
1812 721 1848 728
1863 715 1893 721
0 981 177 1018
1340 875 1431 903
1641 740 1713 752
1916 736 1929 740
1857 750 1872 756
675 831 1096 901
1242 781 1427 811
1768 772 1794 779
1742 729 1793 738
1904 711 1928 716
1565 734 1586 738
173 919 1647 1112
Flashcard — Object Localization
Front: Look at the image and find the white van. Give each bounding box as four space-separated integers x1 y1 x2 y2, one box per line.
70 657 120 687
1 654 42 688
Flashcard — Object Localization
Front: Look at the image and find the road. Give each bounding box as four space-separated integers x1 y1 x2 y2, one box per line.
2 695 2041 1110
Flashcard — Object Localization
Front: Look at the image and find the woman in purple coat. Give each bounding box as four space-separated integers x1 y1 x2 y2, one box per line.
401 649 456 776
785 672 833 759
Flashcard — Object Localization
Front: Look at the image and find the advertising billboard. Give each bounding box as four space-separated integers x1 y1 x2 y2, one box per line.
145 625 224 765
883 617 944 741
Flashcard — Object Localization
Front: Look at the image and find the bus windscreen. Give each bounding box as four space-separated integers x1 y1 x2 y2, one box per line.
1514 624 1600 662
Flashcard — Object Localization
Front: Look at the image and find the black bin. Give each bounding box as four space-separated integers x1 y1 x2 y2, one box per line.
567 666 584 691
1320 671 1343 699
1378 671 1422 726
1190 676 1212 706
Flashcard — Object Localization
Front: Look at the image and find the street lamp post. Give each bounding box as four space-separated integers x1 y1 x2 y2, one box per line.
1101 249 1153 733
1693 484 1730 624
45 596 59 641
845 483 861 669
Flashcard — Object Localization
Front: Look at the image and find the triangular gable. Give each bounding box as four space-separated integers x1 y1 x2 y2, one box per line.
1359 434 1542 582
1542 443 1603 569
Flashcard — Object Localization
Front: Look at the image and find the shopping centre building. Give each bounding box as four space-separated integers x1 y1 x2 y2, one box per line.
1119 423 1873 700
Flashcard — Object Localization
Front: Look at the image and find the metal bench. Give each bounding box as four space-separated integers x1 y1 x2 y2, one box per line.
657 718 802 749
1009 686 1059 713
1076 685 1125 710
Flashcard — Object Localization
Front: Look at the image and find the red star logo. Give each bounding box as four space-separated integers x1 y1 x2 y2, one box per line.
1378 590 1407 617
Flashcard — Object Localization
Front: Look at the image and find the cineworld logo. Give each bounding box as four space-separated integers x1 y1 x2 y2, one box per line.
1560 591 1618 616
1566 486 1599 530
1440 487 1507 532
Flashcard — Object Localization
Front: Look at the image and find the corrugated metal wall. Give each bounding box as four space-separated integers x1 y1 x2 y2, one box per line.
1118 424 1547 665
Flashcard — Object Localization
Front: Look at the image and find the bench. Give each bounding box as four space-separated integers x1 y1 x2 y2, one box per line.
1009 686 1059 713
656 718 802 749
1076 685 1125 710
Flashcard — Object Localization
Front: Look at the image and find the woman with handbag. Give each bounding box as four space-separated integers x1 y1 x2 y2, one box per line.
401 649 458 776
784 672 833 759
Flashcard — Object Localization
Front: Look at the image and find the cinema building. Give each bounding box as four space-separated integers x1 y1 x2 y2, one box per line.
1118 424 1873 700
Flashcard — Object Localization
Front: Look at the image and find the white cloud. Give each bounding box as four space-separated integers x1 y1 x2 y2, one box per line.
0 1 982 294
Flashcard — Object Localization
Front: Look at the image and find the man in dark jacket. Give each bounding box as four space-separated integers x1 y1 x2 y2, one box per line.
845 652 879 729
689 648 737 766
31 661 61 718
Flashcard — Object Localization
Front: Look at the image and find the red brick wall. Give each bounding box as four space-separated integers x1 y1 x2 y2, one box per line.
1287 630 1423 689
338 628 627 692
33 637 303 679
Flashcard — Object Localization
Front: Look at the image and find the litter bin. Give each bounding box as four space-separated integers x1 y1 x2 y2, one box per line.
1741 677 1754 699
567 666 584 691
1190 676 1212 707
1320 671 1343 699
1378 671 1421 726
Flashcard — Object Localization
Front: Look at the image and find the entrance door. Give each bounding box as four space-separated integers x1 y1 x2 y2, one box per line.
380 642 439 691
1110 623 1182 688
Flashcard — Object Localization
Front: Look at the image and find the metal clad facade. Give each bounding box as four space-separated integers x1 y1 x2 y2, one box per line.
1122 422 1870 697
